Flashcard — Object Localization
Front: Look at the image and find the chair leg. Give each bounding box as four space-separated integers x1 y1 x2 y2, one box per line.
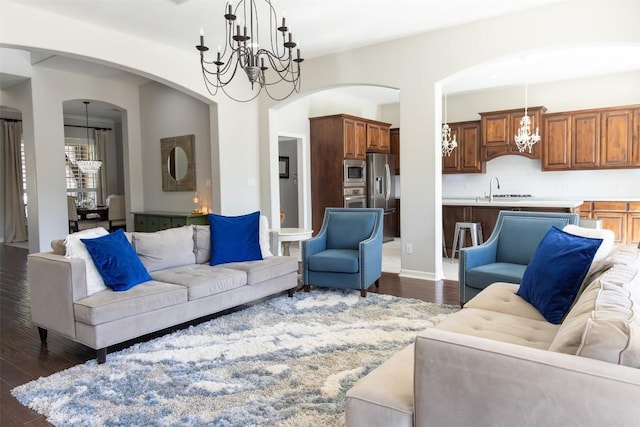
374 279 379 288
360 289 367 297
38 327 48 344
302 285 310 292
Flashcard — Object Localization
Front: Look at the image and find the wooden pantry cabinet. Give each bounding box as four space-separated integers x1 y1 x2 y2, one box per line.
579 201 640 246
542 105 640 171
480 106 546 161
442 120 484 174
309 114 391 234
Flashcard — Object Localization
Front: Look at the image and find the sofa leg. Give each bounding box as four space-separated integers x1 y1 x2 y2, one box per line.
360 290 367 297
97 348 107 364
287 288 295 297
38 327 48 344
302 285 310 292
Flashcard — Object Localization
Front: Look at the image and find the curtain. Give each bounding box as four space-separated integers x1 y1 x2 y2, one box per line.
94 129 110 205
2 120 27 243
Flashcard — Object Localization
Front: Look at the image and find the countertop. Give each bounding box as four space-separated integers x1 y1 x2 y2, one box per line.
442 198 584 208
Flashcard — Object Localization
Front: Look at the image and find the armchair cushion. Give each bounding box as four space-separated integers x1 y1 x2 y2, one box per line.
326 212 377 249
465 262 527 290
308 249 359 273
496 217 562 265
516 226 602 324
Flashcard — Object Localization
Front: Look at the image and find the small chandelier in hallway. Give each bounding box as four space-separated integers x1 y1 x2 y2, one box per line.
76 101 102 174
441 92 457 157
196 0 303 102
514 82 541 153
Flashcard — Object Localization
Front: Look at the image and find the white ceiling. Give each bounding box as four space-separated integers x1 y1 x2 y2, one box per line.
2 0 640 116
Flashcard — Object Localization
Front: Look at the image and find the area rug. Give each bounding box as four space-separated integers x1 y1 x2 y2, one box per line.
12 289 457 427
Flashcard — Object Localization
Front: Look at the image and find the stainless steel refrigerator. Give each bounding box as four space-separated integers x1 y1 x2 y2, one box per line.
366 153 396 242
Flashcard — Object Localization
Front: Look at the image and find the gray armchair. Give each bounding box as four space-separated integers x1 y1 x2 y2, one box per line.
302 208 384 297
459 210 579 305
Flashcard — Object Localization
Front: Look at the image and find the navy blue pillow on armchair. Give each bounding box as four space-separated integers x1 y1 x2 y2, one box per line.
209 211 263 266
516 226 602 324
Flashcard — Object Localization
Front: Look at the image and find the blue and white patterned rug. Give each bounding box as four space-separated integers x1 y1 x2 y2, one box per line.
12 289 457 426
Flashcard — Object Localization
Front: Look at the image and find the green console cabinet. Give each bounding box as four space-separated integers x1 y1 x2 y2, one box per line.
133 211 208 232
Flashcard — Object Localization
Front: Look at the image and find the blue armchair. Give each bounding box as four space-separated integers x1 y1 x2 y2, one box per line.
459 210 579 305
302 208 384 297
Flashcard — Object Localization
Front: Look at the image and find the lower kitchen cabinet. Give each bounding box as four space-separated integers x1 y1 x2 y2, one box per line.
579 201 639 246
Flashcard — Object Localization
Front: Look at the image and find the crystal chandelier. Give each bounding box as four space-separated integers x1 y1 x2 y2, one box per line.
76 101 102 174
514 82 541 153
196 0 304 102
441 92 457 157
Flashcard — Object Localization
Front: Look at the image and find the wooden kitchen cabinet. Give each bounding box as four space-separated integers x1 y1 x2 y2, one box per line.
628 202 640 247
366 121 391 153
390 128 400 174
582 200 640 245
480 106 546 161
442 120 484 174
343 117 367 160
600 108 634 168
542 104 640 171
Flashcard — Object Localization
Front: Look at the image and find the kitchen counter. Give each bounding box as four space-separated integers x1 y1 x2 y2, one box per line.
443 198 584 208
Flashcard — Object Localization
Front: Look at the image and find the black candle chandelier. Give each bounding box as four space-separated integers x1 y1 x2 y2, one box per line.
196 0 304 102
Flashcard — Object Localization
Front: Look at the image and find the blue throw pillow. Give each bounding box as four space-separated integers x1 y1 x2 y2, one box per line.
209 211 263 266
516 226 602 324
81 228 151 291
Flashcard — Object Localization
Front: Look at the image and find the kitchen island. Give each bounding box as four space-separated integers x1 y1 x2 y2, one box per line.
442 197 583 258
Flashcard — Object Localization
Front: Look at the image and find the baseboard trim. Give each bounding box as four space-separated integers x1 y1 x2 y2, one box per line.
399 269 441 281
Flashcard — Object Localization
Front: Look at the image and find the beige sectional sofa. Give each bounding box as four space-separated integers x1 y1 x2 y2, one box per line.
346 245 640 426
28 223 298 363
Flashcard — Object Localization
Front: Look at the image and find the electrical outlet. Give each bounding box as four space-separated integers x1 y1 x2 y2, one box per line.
406 243 413 254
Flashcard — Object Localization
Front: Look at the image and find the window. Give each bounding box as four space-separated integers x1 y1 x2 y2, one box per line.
65 137 99 207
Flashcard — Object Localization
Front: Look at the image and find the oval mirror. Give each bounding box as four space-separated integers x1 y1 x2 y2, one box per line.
168 146 188 181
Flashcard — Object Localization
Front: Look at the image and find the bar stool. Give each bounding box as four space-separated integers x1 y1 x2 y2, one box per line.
450 222 483 262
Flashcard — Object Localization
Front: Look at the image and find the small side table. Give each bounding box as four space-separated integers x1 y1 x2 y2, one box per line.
278 228 313 256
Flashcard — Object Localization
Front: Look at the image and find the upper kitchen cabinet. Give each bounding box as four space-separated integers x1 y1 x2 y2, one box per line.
542 104 640 171
366 120 391 153
480 106 546 161
442 120 484 174
343 117 367 160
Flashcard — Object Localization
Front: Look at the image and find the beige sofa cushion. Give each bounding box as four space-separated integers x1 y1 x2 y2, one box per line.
464 282 547 321
133 226 196 272
150 265 247 300
74 281 187 325
549 246 640 367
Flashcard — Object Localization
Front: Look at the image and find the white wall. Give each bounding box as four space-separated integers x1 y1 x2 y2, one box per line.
139 82 212 213
443 70 640 200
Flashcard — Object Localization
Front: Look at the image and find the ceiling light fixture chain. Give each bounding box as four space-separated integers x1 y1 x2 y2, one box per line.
514 81 541 153
76 101 102 174
441 91 457 157
196 0 303 102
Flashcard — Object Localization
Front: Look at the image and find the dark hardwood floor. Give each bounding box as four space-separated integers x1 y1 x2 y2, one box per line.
0 244 459 426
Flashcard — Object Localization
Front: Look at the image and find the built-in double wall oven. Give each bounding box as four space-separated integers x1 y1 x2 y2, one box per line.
343 159 366 208
344 187 366 208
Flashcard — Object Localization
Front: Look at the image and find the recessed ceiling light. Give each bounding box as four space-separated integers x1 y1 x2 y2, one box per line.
167 0 190 4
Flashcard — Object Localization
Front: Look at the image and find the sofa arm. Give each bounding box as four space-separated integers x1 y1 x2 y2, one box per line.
27 252 87 340
414 329 640 427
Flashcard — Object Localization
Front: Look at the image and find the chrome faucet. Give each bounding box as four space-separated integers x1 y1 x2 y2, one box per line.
489 176 501 202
